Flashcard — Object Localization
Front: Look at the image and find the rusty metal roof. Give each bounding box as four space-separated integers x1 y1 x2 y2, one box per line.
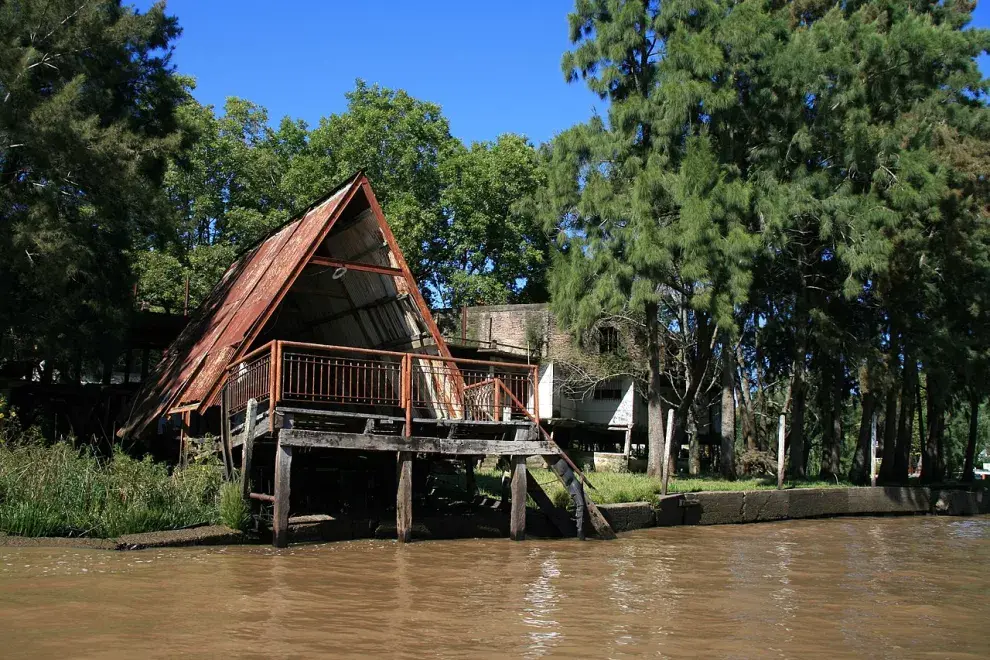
120 174 364 438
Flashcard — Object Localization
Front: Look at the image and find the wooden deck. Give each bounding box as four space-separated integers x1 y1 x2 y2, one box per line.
220 341 614 546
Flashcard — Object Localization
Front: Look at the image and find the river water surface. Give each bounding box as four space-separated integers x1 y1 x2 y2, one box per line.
1 516 988 658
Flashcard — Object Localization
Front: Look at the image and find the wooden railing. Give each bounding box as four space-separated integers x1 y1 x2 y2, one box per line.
223 340 539 425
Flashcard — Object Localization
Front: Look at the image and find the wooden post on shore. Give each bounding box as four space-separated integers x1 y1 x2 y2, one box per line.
510 455 527 541
661 408 675 496
869 410 878 487
777 414 786 490
272 440 292 548
240 398 257 501
396 451 413 543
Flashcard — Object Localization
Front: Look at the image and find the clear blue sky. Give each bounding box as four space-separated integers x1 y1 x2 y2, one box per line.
143 1 988 146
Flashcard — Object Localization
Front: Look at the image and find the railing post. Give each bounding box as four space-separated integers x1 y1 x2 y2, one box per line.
403 354 412 437
274 340 283 405
268 342 278 421
493 378 502 422
532 366 540 425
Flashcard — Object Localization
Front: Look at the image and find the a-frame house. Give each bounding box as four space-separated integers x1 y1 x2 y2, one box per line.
122 173 610 545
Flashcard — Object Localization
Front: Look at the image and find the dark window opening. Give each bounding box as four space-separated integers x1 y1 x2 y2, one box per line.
599 326 619 354
593 379 622 401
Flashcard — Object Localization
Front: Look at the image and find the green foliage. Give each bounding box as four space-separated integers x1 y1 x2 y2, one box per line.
0 0 186 363
138 80 551 312
549 0 990 482
440 134 551 306
0 439 229 538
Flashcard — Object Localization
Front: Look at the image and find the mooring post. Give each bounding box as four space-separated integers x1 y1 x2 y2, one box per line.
869 410 878 487
397 451 413 543
510 455 527 541
777 414 786 489
240 398 258 502
661 408 674 496
272 440 292 548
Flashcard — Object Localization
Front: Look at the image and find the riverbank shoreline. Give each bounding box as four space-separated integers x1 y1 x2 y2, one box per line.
2 486 987 550
598 486 990 532
0 524 249 551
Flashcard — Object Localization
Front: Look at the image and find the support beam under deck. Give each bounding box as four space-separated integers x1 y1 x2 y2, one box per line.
278 428 554 455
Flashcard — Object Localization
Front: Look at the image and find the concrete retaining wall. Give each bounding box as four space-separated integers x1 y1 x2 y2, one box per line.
597 486 989 535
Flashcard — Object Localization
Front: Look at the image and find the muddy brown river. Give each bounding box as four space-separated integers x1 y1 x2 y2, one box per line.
1 516 988 658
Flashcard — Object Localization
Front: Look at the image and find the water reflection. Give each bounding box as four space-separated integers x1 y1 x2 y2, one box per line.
522 548 561 657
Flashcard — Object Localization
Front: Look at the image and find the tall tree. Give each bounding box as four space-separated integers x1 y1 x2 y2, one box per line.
284 80 457 295
0 0 185 369
440 134 549 308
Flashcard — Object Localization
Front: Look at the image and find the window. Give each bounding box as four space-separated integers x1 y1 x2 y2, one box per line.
599 326 619 354
593 379 623 401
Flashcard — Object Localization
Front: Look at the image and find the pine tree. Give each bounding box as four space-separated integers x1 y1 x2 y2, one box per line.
0 1 185 368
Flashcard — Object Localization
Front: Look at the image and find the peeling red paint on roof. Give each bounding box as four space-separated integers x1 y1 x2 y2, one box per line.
119 175 360 438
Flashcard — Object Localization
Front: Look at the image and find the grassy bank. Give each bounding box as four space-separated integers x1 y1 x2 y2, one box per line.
0 440 248 538
473 467 852 509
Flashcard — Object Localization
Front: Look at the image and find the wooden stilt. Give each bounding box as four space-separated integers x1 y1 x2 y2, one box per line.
510 455 527 541
777 414 786 490
272 440 292 548
241 399 257 501
396 451 413 543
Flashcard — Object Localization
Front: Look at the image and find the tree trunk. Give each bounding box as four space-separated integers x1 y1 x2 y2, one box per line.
735 343 757 451
645 302 666 478
789 364 807 480
687 404 700 475
849 391 876 485
893 358 915 483
879 388 898 482
921 373 945 484
819 359 844 481
963 394 979 482
720 347 736 479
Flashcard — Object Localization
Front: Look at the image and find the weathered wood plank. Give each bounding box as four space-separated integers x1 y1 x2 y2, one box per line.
542 453 617 540
396 451 413 543
240 399 258 501
509 455 527 541
230 415 269 448
272 441 292 548
278 429 554 455
544 454 586 541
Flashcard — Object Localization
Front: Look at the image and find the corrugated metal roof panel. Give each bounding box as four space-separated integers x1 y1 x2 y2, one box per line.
120 176 359 438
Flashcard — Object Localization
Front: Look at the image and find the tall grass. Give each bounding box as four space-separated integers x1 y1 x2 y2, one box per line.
0 440 233 538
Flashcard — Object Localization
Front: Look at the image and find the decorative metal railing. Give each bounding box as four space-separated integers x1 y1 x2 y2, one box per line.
222 340 539 426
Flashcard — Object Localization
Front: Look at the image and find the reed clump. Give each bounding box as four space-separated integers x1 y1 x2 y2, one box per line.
0 437 232 538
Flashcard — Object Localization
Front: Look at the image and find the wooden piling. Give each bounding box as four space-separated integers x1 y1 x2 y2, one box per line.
240 398 258 501
396 451 413 543
509 455 527 541
869 410 878 487
661 408 674 496
272 440 292 548
777 414 786 489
